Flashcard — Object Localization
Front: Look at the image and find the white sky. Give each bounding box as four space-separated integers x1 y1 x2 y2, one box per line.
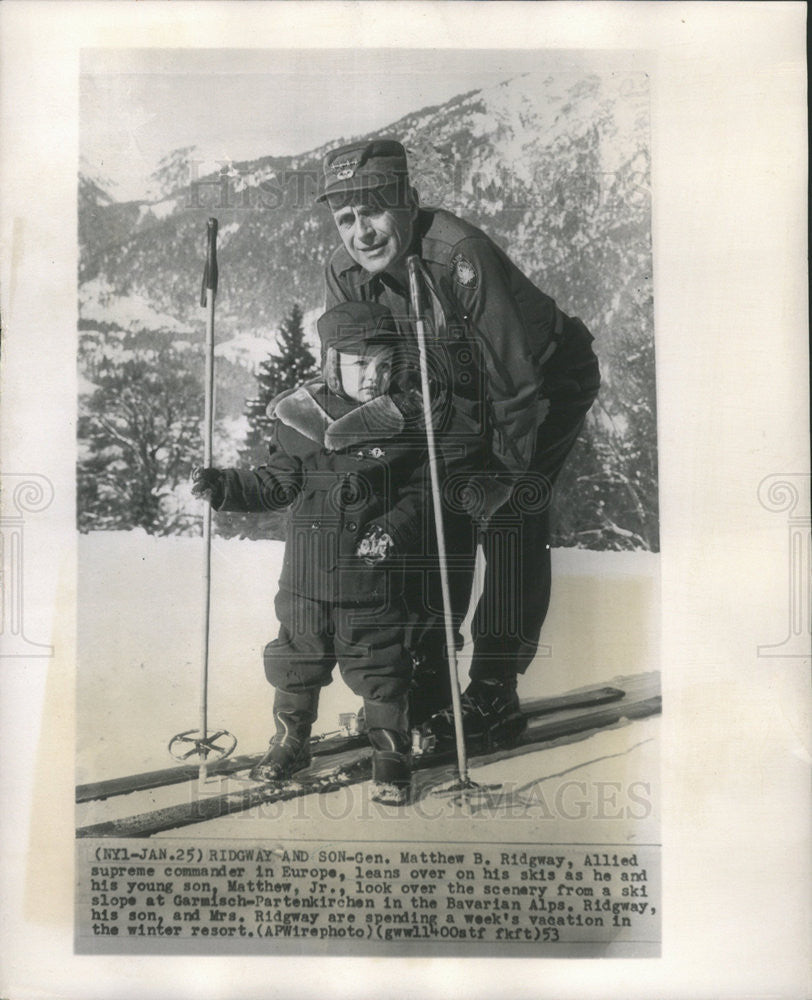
80 48 605 200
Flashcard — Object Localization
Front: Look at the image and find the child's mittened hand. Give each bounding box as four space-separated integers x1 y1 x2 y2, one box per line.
356 524 394 564
191 466 224 506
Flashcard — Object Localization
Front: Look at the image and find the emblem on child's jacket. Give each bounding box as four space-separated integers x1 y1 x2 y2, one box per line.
452 252 478 289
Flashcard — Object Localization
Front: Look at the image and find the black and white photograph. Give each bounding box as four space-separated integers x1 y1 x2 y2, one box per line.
72 47 661 957
0 1 808 997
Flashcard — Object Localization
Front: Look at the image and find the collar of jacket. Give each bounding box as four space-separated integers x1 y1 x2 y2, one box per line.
274 385 333 444
274 384 404 449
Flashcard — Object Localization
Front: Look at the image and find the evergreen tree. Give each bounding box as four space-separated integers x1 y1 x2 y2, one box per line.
239 303 317 466
217 304 318 540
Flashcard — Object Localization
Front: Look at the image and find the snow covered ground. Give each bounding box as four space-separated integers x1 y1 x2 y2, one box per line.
76 532 660 843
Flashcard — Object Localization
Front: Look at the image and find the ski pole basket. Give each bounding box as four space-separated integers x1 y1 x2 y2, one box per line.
168 728 237 763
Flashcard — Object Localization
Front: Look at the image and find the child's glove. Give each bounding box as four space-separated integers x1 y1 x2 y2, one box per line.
191 466 225 507
356 524 395 564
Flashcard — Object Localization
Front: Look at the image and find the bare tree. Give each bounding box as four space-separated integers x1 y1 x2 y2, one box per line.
78 344 203 534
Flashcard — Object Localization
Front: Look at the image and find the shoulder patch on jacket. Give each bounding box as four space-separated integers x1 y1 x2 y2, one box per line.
452 252 479 289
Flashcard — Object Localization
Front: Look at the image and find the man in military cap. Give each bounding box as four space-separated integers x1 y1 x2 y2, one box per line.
316 137 601 750
193 301 457 804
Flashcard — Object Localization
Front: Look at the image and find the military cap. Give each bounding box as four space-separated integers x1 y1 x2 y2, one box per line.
316 138 410 204
317 301 400 353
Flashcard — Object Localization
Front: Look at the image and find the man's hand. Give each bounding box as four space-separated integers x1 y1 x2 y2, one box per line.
459 473 513 523
191 466 225 507
356 524 395 564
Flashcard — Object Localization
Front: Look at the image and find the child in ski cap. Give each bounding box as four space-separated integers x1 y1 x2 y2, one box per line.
192 301 432 805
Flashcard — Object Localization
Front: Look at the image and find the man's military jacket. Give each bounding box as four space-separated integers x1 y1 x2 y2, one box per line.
325 207 569 475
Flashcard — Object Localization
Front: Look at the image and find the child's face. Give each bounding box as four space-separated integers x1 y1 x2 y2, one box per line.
336 344 394 403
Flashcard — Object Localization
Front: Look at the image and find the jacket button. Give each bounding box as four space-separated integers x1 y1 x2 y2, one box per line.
346 521 357 531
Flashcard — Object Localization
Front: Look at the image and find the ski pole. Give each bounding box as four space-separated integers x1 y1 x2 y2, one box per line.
169 218 236 783
407 255 473 789
198 217 218 783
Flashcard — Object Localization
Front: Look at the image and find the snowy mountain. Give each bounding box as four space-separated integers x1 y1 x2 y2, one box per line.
78 69 658 549
79 70 650 338
146 145 202 201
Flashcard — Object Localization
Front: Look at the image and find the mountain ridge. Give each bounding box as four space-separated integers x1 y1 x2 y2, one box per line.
79 69 650 337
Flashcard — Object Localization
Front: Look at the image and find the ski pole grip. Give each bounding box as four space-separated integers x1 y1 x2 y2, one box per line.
200 217 219 306
407 254 423 314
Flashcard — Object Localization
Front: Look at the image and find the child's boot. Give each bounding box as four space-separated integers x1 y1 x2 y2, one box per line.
249 688 319 783
364 696 411 806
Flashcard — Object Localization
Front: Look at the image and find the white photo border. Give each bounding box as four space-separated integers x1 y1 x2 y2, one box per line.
0 2 808 998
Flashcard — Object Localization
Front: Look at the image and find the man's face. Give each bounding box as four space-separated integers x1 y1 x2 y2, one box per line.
336 344 393 403
329 186 416 276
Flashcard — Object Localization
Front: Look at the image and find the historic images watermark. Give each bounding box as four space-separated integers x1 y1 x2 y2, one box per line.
757 474 811 659
186 776 655 825
185 159 648 217
0 473 54 658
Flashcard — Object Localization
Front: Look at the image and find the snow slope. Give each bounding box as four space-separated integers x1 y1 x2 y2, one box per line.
76 532 659 843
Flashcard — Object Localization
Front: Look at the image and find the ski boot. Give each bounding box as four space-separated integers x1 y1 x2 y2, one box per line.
249 688 318 783
364 696 411 806
369 731 412 806
422 677 527 752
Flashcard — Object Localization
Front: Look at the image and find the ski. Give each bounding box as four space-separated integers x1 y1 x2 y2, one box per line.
76 752 375 840
75 686 659 838
76 684 626 803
